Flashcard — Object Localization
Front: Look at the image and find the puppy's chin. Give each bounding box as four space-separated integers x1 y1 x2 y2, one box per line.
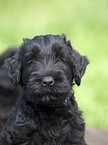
40 95 64 107
26 88 69 107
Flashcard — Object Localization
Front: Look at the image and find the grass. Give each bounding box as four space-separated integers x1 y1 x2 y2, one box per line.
0 0 108 129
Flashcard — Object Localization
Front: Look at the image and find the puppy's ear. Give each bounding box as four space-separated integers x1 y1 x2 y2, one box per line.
3 52 21 86
23 38 31 43
71 49 89 86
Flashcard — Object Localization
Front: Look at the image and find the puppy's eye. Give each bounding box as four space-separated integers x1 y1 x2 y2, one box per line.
28 60 33 64
55 57 65 63
58 58 62 62
58 58 64 62
28 59 36 64
28 58 37 64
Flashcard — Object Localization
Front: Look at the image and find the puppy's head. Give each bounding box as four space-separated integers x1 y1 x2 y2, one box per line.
4 34 89 107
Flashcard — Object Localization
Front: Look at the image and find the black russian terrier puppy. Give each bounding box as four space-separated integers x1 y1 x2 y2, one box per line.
0 48 19 131
0 34 89 145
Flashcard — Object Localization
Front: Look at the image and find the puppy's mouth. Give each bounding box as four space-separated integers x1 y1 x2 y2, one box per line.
26 90 70 107
26 81 71 107
37 91 70 107
40 94 62 107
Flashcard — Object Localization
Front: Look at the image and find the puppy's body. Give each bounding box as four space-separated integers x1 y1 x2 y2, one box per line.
0 34 88 145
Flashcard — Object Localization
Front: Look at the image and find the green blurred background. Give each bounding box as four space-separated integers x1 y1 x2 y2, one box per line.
0 0 108 129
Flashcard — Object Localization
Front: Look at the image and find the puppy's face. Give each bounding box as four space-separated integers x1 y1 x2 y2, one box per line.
20 38 73 107
4 34 89 107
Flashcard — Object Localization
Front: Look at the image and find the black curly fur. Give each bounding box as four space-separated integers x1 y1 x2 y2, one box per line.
0 34 89 145
0 48 19 131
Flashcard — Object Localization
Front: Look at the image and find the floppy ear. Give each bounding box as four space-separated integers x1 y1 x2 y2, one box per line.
71 49 89 86
3 52 21 86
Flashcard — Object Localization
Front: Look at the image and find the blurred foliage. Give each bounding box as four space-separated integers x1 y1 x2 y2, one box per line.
0 0 108 129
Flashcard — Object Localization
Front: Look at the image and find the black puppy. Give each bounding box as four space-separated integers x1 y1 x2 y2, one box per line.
0 34 89 145
0 48 19 131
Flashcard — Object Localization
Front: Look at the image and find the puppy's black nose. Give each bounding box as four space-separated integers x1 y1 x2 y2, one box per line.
42 76 54 86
